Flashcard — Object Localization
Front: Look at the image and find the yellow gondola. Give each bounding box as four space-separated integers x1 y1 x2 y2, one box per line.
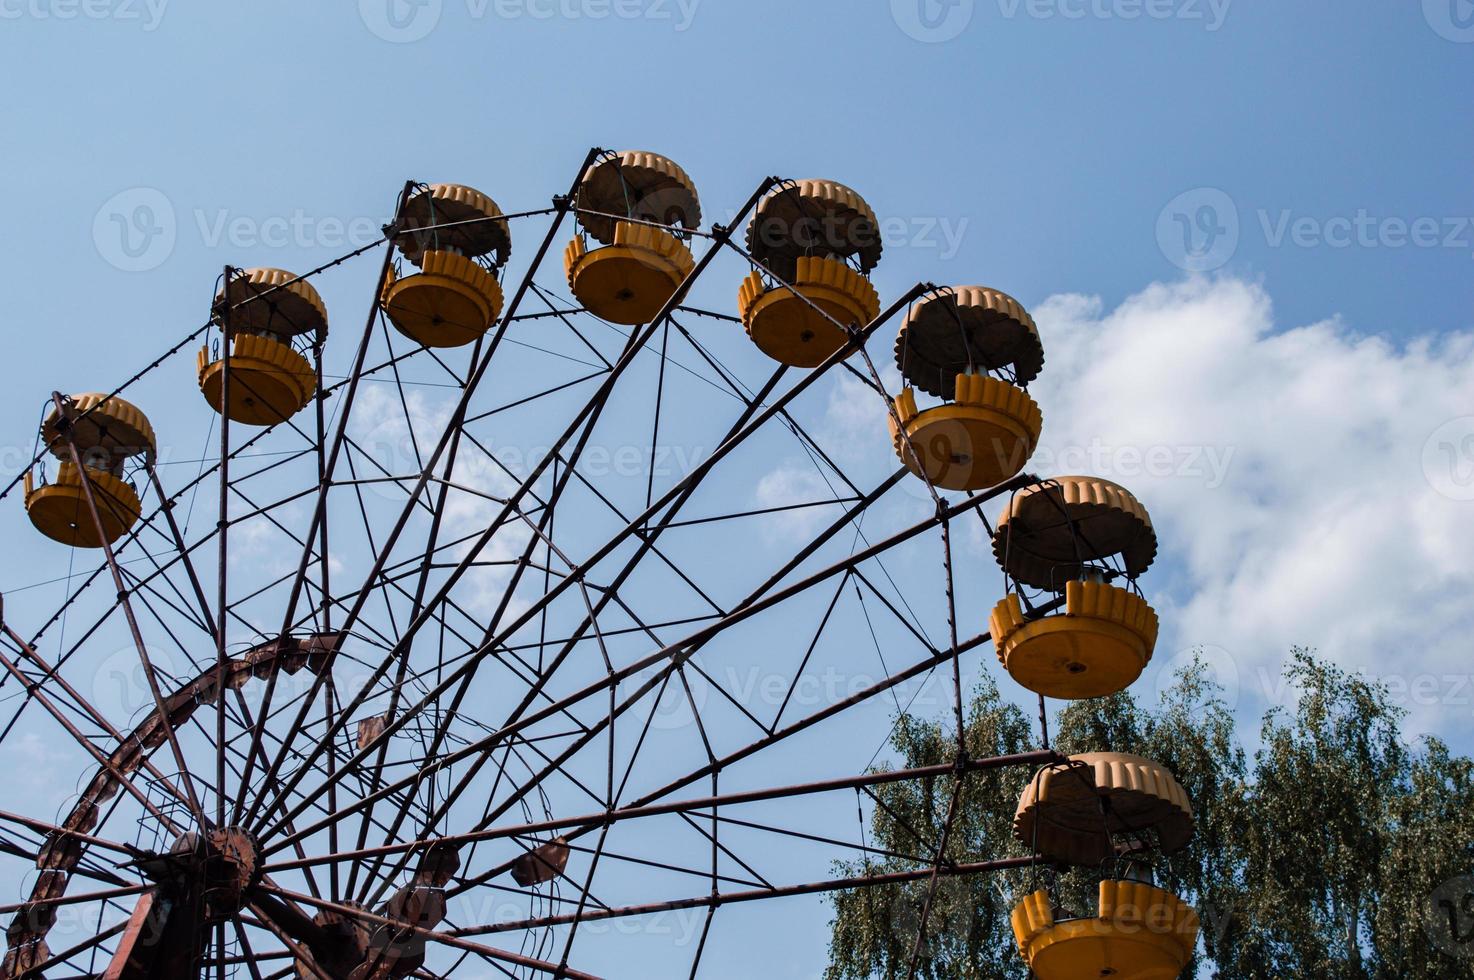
383 249 504 348
989 476 1160 700
990 578 1158 699
564 150 700 325
198 330 317 427
384 183 510 347
25 463 142 549
739 179 882 366
739 255 878 368
891 371 1042 491
24 393 154 548
993 475 1158 590
1012 880 1199 980
1014 753 1193 866
890 287 1043 491
199 267 326 425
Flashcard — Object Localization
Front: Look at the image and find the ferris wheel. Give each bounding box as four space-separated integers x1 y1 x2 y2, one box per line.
0 148 1200 979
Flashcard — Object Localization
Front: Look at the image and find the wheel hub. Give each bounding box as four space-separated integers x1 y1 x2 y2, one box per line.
137 826 261 922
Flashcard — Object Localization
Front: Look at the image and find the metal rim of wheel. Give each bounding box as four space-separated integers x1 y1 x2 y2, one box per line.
0 147 1124 980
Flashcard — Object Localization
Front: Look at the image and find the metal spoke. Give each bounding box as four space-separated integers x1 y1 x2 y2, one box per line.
0 148 1069 978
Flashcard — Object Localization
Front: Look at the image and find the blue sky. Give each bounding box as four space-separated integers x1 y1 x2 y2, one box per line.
1 1 1469 348
1 2 1472 977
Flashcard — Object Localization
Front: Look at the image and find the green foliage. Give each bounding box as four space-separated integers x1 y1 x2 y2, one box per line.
824 649 1474 979
1053 662 1248 977
1376 740 1474 977
824 673 1033 980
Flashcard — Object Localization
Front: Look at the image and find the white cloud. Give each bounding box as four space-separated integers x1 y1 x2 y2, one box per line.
753 463 840 541
823 368 897 460
0 732 70 796
348 385 533 615
768 276 1474 740
1029 277 1474 739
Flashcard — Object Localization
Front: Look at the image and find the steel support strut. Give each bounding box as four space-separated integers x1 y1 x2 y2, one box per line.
261 750 1059 874
252 164 777 841
49 391 208 829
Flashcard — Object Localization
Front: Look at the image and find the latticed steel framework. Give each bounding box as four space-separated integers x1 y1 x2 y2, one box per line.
0 148 1190 979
